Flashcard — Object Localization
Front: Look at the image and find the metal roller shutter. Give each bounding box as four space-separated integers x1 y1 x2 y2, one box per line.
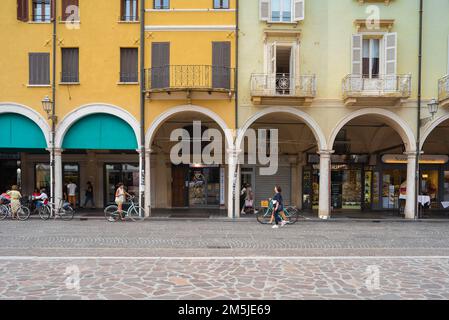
254 166 292 207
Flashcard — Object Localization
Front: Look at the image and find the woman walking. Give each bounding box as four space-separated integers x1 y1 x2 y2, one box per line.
114 183 130 221
271 185 287 229
7 185 22 220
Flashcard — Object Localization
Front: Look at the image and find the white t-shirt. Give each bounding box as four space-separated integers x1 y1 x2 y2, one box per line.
67 183 77 196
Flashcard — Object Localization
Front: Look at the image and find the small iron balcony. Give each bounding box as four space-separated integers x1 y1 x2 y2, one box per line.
342 74 411 107
250 74 316 106
438 75 449 108
145 65 235 96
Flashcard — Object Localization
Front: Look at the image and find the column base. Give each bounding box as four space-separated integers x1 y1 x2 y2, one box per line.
319 215 331 220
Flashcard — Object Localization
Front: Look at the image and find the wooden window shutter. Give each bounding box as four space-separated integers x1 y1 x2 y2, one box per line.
120 0 124 20
351 34 363 75
259 0 270 21
17 0 29 22
293 0 305 22
29 53 50 85
51 0 56 21
62 0 79 21
384 32 397 76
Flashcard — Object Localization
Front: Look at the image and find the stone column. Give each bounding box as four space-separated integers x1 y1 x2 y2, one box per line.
54 148 63 207
318 150 333 220
404 151 417 220
227 148 240 219
144 149 153 217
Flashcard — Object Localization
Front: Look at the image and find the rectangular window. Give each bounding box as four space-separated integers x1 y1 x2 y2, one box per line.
121 0 138 21
120 48 138 83
214 0 229 9
29 53 50 85
271 0 292 22
32 0 51 22
61 48 79 83
61 0 80 22
362 38 380 78
154 0 169 9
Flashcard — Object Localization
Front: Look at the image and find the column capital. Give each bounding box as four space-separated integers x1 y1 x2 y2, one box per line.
226 148 242 156
145 148 154 155
46 148 64 156
317 150 335 157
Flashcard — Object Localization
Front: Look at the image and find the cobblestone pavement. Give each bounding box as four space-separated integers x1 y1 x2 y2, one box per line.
1 220 449 299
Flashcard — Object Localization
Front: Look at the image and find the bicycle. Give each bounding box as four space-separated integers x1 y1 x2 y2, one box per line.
39 198 75 221
256 199 302 225
104 196 145 222
0 202 31 221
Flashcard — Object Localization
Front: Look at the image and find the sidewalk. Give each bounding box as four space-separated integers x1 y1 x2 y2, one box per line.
60 207 449 222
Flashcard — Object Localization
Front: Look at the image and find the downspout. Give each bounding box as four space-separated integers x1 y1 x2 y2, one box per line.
139 0 146 215
51 0 57 203
415 0 423 219
232 0 240 219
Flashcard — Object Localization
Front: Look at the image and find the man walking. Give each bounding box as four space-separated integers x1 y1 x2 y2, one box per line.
67 180 77 209
83 181 95 209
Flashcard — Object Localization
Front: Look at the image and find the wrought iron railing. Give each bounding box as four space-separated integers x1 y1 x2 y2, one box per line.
438 75 449 102
342 74 412 97
250 74 316 97
146 65 235 92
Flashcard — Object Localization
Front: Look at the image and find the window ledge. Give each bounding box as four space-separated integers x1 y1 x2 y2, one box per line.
59 82 80 85
27 84 51 87
28 21 51 24
117 82 139 85
58 20 81 24
118 20 140 24
267 21 299 25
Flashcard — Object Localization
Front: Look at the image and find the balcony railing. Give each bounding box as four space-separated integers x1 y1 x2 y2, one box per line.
343 74 411 97
250 74 316 97
146 65 235 93
438 75 449 105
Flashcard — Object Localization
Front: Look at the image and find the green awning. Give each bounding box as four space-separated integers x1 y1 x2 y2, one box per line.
62 113 138 150
0 113 47 149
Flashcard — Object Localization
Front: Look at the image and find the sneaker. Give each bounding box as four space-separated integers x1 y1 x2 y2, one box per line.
272 225 279 229
281 221 288 227
107 217 116 222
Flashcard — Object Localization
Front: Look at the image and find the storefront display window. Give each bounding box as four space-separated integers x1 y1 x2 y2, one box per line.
444 171 449 202
189 167 220 207
35 163 50 191
421 170 439 204
105 163 139 206
381 169 406 209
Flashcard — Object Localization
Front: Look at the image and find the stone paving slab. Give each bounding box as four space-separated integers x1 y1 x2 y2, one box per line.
1 256 449 300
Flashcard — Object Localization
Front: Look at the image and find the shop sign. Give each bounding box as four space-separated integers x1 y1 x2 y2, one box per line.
382 154 449 164
0 153 20 160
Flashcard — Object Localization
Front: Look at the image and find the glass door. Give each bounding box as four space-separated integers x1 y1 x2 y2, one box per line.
104 163 139 206
63 163 80 207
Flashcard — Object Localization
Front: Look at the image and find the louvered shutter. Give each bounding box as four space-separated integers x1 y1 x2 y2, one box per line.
351 34 363 75
62 48 79 83
17 0 29 22
212 42 231 89
260 0 270 21
29 53 50 85
384 32 397 76
120 48 138 82
151 42 170 89
293 0 305 21
51 0 56 21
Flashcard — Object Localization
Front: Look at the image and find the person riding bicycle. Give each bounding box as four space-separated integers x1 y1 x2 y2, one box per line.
271 185 287 229
33 188 49 209
0 192 10 205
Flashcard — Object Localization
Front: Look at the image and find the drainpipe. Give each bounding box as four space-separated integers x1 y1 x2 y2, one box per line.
139 0 146 215
51 0 57 204
415 0 423 219
232 0 239 219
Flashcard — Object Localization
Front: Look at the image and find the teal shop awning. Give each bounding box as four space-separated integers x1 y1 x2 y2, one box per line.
0 113 47 149
62 113 138 150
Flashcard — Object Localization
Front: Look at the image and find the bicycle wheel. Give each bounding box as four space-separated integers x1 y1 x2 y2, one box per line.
104 205 119 222
256 207 273 224
284 207 300 225
128 206 145 222
0 205 9 220
60 206 75 221
39 205 51 220
17 206 31 221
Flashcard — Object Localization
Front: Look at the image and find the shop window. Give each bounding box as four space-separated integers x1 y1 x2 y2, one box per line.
35 163 50 192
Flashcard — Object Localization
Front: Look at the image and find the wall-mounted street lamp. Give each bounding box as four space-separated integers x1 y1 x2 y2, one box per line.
427 98 439 119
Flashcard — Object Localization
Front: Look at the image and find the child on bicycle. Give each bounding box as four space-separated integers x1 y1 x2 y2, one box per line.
33 189 49 209
115 183 131 221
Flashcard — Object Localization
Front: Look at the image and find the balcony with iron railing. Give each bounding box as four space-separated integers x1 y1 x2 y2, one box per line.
438 75 449 108
342 74 412 107
146 65 235 98
250 74 316 106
